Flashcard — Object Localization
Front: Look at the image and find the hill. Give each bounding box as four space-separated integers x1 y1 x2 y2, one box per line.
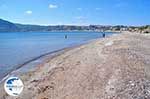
0 19 19 32
0 18 150 33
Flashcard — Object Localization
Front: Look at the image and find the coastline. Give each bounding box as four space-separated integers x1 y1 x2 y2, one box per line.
0 41 89 83
1 32 150 99
0 32 106 83
0 33 120 98
0 48 67 83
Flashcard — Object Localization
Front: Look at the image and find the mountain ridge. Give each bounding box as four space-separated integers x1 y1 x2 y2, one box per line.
0 19 19 32
0 18 150 33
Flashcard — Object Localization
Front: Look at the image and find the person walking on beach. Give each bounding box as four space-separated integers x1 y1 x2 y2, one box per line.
65 35 68 39
102 33 105 38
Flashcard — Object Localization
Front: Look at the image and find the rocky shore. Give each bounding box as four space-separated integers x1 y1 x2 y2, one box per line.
1 32 150 99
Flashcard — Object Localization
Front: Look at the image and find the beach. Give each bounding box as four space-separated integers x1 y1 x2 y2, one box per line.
0 32 113 80
1 32 150 99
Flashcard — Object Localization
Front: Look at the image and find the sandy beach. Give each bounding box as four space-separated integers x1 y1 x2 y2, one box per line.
1 32 150 99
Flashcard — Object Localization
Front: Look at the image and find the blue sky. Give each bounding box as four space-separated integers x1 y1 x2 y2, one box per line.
0 0 150 26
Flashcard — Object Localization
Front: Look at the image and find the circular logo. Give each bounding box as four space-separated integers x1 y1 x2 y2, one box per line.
4 77 24 96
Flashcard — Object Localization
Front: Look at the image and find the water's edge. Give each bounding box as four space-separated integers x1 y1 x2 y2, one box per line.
0 41 89 83
0 32 118 83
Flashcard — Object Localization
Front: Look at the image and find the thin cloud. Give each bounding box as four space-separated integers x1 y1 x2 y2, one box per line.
49 4 58 9
25 10 32 15
73 16 88 25
95 8 102 10
77 8 82 11
75 16 86 20
57 22 63 25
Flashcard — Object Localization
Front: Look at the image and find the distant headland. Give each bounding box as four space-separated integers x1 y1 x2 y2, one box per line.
0 18 150 33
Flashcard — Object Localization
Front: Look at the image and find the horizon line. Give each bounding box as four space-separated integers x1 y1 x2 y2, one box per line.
1 18 150 27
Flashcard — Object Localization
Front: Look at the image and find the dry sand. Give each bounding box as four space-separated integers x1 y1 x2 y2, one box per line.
1 32 150 99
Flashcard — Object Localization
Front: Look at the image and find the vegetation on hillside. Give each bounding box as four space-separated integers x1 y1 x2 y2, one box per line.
0 19 150 33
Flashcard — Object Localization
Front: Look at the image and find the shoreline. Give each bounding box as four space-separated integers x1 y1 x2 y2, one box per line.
0 45 75 82
0 30 121 33
1 32 149 98
0 36 100 83
0 48 67 83
0 32 117 82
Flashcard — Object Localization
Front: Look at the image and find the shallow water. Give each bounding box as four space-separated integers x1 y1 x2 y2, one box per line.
0 31 115 79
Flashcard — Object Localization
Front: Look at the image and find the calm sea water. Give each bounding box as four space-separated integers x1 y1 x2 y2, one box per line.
0 31 115 79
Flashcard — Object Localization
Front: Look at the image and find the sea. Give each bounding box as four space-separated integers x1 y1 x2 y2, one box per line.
0 31 115 80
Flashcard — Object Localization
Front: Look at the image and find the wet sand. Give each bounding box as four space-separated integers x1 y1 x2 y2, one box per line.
1 32 150 99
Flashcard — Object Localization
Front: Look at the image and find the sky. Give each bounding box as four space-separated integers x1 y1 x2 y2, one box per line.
0 0 150 26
